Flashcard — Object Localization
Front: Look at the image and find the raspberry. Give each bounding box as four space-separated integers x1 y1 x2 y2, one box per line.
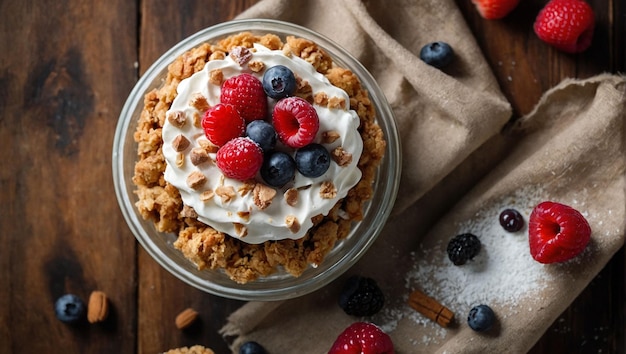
528 201 591 263
221 73 267 122
272 97 319 148
471 0 520 19
328 322 394 354
446 233 481 266
201 103 246 146
216 137 263 181
338 275 385 317
499 208 524 232
533 0 595 53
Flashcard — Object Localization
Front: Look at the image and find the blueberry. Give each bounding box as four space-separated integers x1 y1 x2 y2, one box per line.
262 65 296 99
419 41 455 69
446 233 481 266
261 150 296 187
295 144 330 178
54 294 86 324
239 341 268 354
467 304 496 332
246 120 276 152
499 208 524 232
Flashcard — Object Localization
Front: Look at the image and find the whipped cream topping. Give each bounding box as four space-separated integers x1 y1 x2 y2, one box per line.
162 44 363 244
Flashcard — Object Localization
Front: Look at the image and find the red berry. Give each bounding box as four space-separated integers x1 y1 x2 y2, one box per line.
216 137 263 181
528 201 591 264
201 103 246 146
329 322 394 354
272 97 319 149
471 0 520 19
220 73 267 122
533 0 595 53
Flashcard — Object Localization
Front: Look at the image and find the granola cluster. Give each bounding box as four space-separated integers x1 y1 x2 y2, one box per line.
132 32 385 283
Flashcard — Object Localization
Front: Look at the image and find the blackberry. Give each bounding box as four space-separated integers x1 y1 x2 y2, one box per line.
446 233 481 265
499 208 524 232
468 304 496 332
338 275 385 317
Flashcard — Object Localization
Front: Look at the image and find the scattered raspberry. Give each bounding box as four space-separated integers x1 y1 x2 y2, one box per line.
328 322 394 354
216 137 263 181
471 0 520 19
446 233 481 266
221 73 267 122
533 0 595 53
338 275 385 317
528 201 591 263
272 97 319 148
201 103 246 146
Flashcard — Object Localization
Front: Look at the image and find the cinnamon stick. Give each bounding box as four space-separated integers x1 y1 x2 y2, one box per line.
408 289 455 327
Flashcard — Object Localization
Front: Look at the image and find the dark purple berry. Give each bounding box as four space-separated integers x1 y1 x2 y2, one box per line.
419 41 455 69
295 143 330 178
261 150 296 187
446 233 481 265
239 341 268 354
246 120 276 152
54 294 86 324
468 304 496 332
262 65 296 99
338 275 385 317
499 208 524 232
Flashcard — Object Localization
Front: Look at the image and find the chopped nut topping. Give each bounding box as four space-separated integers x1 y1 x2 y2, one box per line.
198 138 219 154
175 153 185 167
199 190 215 202
282 43 293 57
167 110 186 128
234 223 248 237
284 188 298 206
328 96 346 109
192 111 202 128
314 92 329 106
322 130 341 144
209 51 226 61
186 171 207 189
295 76 313 103
209 68 224 86
216 185 236 203
189 93 210 112
248 60 265 73
238 181 256 197
230 46 253 66
319 181 337 199
190 148 209 166
180 205 198 218
237 211 250 221
332 146 353 166
285 215 301 234
172 134 190 152
253 183 277 210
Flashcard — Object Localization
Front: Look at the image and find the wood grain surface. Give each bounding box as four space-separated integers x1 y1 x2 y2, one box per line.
0 0 623 353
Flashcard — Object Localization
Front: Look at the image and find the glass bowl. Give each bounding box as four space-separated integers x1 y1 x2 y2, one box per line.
112 19 401 301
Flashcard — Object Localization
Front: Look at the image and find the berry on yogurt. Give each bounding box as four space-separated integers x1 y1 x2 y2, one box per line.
260 150 296 187
262 64 297 99
245 119 277 152
295 143 331 178
272 96 320 149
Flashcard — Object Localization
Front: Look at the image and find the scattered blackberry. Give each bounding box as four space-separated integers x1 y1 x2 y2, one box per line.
338 275 385 317
446 233 481 265
499 208 524 232
468 304 496 332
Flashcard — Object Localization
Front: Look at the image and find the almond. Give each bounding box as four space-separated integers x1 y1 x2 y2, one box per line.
87 290 109 323
175 308 199 329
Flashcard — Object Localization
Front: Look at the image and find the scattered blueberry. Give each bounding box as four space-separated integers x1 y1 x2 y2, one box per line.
246 120 277 152
261 150 296 187
262 65 297 99
239 341 268 354
54 294 86 324
467 304 496 332
295 143 330 178
338 275 385 317
419 41 455 69
446 233 481 266
499 208 524 232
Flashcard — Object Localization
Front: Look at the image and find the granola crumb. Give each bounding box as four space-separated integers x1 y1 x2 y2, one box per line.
172 134 190 152
248 60 265 73
285 215 301 234
215 185 236 203
284 188 298 206
253 183 277 210
186 171 207 190
189 93 210 112
332 146 353 166
167 110 186 128
209 68 224 86
319 181 337 199
322 130 341 144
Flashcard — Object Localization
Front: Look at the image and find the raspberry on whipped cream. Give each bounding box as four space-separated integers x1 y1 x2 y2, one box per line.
161 44 364 244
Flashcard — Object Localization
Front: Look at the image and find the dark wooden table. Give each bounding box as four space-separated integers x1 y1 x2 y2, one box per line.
1 0 623 353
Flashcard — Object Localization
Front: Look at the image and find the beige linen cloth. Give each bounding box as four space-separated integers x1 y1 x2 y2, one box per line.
220 0 626 353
